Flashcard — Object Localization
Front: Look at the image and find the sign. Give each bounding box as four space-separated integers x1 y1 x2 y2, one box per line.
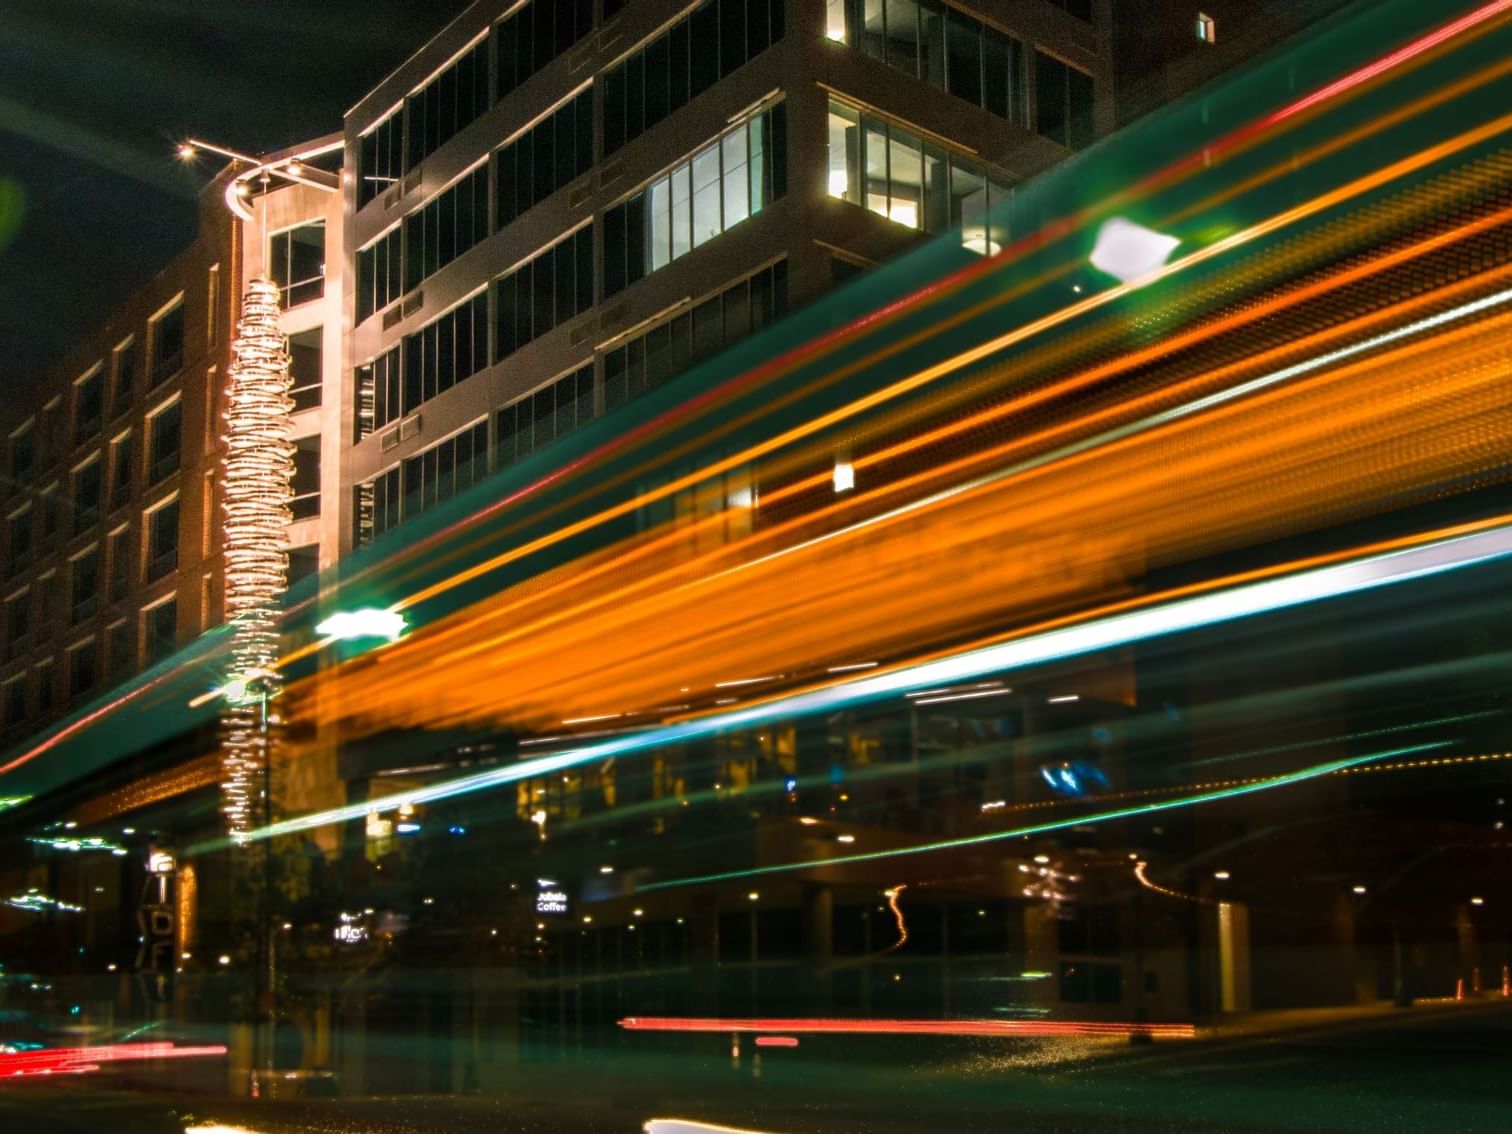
135 868 175 1003
536 887 569 916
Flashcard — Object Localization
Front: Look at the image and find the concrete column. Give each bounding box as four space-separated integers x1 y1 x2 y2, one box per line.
803 884 834 1012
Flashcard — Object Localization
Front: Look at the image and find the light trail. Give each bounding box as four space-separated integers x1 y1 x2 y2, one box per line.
620 1017 1196 1039
319 38 1512 647
287 1 1510 628
0 1042 228 1077
225 513 1512 849
309 271 1512 737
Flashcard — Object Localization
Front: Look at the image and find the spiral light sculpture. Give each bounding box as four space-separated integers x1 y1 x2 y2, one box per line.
220 277 293 840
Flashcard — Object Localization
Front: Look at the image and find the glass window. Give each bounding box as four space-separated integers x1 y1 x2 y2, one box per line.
107 620 132 678
406 38 490 170
148 400 181 485
150 301 184 386
291 436 320 521
602 0 783 155
863 115 888 218
70 549 99 624
108 526 133 602
862 0 886 59
884 0 920 76
75 367 103 443
357 228 403 322
68 642 95 698
1035 51 1094 147
497 0 594 99
358 112 403 208
722 127 750 229
404 165 489 292
144 598 177 663
5 590 28 652
691 144 722 248
605 104 783 297
270 221 325 307
10 425 34 481
289 328 323 412
73 458 102 529
887 125 923 229
828 101 861 204
649 177 673 272
111 341 135 416
146 499 178 581
670 165 693 261
494 229 593 361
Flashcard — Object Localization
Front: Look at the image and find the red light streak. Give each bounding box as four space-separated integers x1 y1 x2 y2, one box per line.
0 1042 228 1077
620 1017 1194 1039
754 1036 800 1048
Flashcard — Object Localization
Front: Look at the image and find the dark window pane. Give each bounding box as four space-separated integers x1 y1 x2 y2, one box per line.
945 9 981 107
720 0 747 78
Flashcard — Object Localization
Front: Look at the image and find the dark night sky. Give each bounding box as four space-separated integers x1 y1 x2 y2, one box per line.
0 0 467 397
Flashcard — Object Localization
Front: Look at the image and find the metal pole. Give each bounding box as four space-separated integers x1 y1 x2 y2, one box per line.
259 684 275 1090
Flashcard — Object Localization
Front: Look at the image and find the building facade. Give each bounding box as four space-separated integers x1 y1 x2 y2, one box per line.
340 0 1112 552
0 151 347 751
1 192 231 748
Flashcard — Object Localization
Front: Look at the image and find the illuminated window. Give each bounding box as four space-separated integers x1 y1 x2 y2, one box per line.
827 96 1011 251
604 104 785 297
1196 12 1215 42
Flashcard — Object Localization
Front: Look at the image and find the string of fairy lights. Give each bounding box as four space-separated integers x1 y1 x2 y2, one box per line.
219 278 294 840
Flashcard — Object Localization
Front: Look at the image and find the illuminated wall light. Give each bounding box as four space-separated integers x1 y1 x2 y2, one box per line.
1471 896 1486 906
217 955 231 966
748 892 760 902
314 608 407 643
1352 885 1367 894
1088 217 1180 284
837 834 856 844
600 865 614 874
1213 870 1231 880
219 277 293 841
832 460 855 493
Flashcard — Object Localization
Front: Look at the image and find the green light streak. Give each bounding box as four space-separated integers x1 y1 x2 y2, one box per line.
638 741 1449 892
